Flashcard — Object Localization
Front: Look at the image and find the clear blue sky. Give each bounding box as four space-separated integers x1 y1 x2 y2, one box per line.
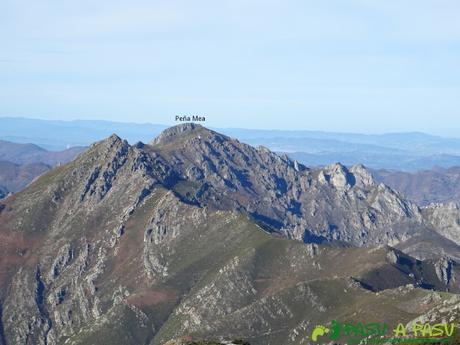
1 0 459 134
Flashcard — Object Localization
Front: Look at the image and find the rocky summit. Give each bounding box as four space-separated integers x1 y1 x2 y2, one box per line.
0 124 459 345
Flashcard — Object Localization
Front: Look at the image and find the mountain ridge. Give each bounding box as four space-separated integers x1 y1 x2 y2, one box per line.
1 123 460 345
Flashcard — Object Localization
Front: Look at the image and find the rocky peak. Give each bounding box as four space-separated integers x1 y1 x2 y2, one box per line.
150 123 221 146
90 133 123 148
317 163 375 190
107 133 122 142
319 163 355 189
350 164 376 188
83 134 130 165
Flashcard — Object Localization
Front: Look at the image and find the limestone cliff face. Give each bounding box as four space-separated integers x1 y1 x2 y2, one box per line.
0 124 459 345
149 124 427 247
423 202 460 245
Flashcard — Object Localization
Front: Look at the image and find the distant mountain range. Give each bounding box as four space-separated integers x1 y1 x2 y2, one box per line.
0 140 86 198
222 128 460 171
0 161 50 199
1 124 459 345
0 117 167 150
375 167 460 206
0 140 85 166
3 117 460 170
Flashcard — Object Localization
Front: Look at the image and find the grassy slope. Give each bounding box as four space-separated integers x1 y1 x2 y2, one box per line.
57 190 458 345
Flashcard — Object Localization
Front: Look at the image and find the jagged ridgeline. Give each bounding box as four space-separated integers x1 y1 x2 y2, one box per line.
0 123 459 345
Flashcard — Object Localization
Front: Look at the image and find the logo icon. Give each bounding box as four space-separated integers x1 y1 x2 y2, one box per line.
311 325 330 342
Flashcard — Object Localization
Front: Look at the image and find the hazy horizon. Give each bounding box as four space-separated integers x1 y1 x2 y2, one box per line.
2 115 460 139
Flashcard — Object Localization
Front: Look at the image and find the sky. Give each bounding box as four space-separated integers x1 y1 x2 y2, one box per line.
1 0 460 135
